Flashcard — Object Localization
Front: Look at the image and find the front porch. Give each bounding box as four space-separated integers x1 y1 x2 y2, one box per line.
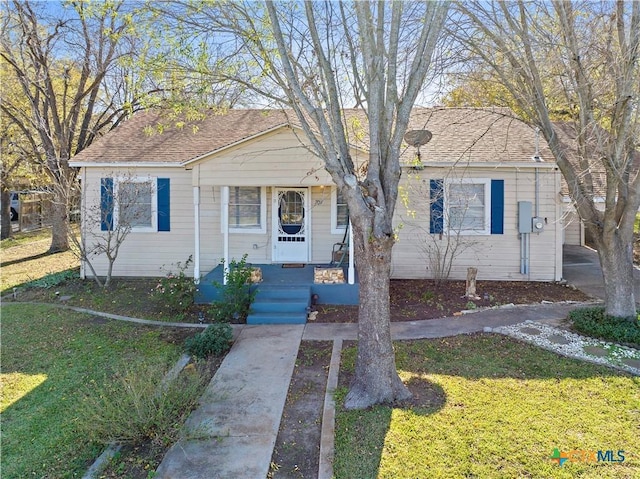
195 263 359 306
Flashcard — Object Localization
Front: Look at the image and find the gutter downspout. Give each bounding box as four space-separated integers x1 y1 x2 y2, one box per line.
554 169 563 281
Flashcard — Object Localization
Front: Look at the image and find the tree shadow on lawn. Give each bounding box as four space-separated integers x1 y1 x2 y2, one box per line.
0 249 62 268
0 304 187 479
333 334 638 479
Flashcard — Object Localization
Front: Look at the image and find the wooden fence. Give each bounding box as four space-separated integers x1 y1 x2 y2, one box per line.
16 192 54 232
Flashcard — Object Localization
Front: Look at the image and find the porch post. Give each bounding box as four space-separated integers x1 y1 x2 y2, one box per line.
348 219 355 285
193 186 201 284
221 186 230 285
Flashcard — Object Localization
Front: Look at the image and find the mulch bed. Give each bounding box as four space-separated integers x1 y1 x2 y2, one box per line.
269 341 333 479
313 279 592 323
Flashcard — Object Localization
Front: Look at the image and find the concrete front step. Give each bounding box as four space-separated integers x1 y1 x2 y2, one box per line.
246 312 308 325
247 286 311 325
251 299 310 314
254 286 311 300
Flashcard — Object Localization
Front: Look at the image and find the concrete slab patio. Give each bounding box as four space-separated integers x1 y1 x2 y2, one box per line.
154 325 304 479
563 244 640 304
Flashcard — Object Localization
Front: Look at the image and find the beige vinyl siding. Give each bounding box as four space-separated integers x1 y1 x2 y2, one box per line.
196 129 346 186
81 167 194 277
562 206 584 246
197 185 268 271
392 166 561 281
310 186 344 263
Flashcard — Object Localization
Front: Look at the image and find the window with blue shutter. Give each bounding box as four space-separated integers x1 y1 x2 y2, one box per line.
101 177 170 232
430 178 504 235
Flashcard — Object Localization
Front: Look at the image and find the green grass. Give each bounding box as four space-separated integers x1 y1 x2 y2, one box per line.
635 212 640 233
0 303 181 479
0 227 54 249
334 335 639 479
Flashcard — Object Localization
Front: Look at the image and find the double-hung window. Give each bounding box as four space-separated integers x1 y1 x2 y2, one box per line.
331 187 349 234
228 186 266 233
117 179 155 230
446 180 490 234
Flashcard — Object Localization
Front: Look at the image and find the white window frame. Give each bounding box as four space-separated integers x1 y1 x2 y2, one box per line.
331 187 349 234
444 178 491 235
226 186 267 234
114 176 157 233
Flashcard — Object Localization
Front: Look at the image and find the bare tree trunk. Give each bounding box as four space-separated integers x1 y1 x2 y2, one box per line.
594 230 637 319
1 189 12 240
344 230 411 410
49 189 69 253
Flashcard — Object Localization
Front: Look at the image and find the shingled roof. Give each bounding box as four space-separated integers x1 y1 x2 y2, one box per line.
70 107 552 167
399 108 552 164
70 109 291 165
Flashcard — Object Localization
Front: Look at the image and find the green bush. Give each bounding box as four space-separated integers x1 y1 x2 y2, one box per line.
153 256 197 317
184 323 233 359
209 255 256 322
81 360 207 446
569 306 640 346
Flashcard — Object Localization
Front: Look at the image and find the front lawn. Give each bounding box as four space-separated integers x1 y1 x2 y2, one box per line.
0 303 182 479
1 228 80 292
335 335 639 479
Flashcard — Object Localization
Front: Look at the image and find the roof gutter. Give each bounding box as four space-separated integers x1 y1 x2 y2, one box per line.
69 161 185 168
400 161 558 169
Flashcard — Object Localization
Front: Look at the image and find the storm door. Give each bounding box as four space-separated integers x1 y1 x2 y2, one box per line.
272 188 309 262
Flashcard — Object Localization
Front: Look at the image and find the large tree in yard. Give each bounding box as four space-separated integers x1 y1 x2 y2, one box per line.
1 0 144 252
192 0 449 408
452 1 639 319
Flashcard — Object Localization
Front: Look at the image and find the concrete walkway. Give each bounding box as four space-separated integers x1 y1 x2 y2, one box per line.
303 302 584 341
563 244 640 304
155 325 304 479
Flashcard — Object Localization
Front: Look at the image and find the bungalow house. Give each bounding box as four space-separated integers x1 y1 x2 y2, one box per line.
70 108 566 322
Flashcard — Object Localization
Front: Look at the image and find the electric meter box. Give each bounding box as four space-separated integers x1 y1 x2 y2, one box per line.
518 201 532 233
532 216 545 233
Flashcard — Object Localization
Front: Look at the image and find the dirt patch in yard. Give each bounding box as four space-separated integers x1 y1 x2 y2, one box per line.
313 279 592 323
269 341 333 479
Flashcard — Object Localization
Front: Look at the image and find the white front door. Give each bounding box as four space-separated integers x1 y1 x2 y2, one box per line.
273 187 309 262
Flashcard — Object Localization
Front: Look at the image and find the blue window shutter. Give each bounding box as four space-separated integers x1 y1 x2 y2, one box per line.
430 179 444 234
100 178 113 231
491 179 504 234
157 178 170 231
